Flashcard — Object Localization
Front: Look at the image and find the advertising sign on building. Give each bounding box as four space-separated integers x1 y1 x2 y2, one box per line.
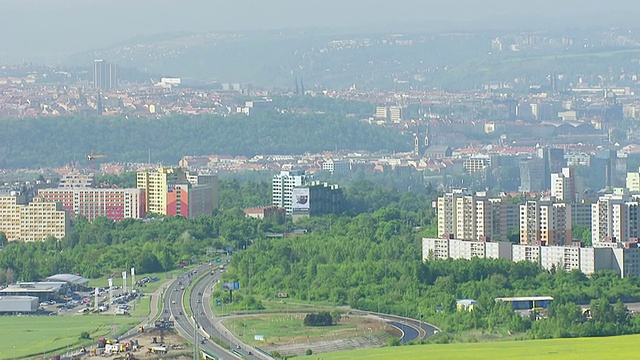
292 188 310 211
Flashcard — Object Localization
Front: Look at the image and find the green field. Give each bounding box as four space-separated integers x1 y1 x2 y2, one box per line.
224 314 388 347
306 334 640 360
0 315 140 359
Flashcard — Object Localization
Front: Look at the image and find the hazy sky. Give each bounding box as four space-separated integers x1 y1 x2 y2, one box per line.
1 0 638 63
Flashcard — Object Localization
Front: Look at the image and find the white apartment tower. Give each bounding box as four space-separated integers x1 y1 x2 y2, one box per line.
437 190 518 242
520 199 571 246
272 170 310 215
592 193 640 244
551 167 575 203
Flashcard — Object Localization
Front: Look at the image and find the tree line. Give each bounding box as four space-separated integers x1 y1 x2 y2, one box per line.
0 112 410 169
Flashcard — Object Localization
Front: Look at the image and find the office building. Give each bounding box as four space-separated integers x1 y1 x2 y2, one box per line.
291 181 345 221
538 147 566 189
93 59 118 91
519 158 545 192
322 160 351 175
463 154 492 174
272 170 311 215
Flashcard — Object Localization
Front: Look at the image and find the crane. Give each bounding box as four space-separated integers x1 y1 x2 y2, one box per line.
85 150 106 172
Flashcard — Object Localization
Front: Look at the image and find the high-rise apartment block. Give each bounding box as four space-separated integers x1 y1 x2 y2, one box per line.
519 199 571 246
551 167 575 203
591 192 640 244
0 194 69 242
437 189 518 242
38 187 145 221
137 168 218 218
272 170 311 215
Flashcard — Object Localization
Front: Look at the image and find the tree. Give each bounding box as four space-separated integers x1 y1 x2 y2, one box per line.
330 308 342 325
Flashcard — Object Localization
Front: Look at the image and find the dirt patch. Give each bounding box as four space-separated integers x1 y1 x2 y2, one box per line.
81 328 192 360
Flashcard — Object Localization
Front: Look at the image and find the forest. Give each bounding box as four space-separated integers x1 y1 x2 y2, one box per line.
0 112 410 169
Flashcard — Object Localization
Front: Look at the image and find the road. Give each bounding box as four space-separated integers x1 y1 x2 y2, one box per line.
349 310 440 343
165 264 267 360
167 263 440 359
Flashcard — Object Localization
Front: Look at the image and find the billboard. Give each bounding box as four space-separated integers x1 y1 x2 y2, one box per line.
292 188 310 211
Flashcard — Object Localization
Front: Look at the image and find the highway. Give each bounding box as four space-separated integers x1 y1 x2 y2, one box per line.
166 263 440 359
164 264 267 360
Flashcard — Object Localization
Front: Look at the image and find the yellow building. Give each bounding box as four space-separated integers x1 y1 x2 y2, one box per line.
137 167 184 216
0 195 69 242
0 194 24 240
137 168 218 218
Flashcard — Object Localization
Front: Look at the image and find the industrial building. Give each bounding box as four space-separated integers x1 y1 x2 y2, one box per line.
0 282 67 302
0 296 39 314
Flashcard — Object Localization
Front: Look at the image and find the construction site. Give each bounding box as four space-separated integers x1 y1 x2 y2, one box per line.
80 322 191 360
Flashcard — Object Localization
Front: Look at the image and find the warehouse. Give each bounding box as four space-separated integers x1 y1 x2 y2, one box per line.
0 282 66 302
46 273 90 291
0 296 39 314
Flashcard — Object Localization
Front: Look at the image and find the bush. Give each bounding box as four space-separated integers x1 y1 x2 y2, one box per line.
306 349 313 355
387 337 401 346
79 331 91 340
303 311 333 326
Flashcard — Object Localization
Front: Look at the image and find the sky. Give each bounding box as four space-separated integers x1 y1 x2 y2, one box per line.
1 0 639 64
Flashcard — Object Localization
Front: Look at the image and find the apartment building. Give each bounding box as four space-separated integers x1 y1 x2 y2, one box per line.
422 237 512 261
591 192 640 244
519 199 571 246
425 237 640 278
551 167 575 203
137 167 218 218
39 187 145 221
0 194 69 242
438 189 518 242
272 170 311 215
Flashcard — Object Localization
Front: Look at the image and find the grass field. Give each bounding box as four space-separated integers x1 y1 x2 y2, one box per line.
305 333 640 360
223 314 388 347
0 315 140 359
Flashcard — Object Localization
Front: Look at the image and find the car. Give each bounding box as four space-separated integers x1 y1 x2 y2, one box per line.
171 300 176 304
